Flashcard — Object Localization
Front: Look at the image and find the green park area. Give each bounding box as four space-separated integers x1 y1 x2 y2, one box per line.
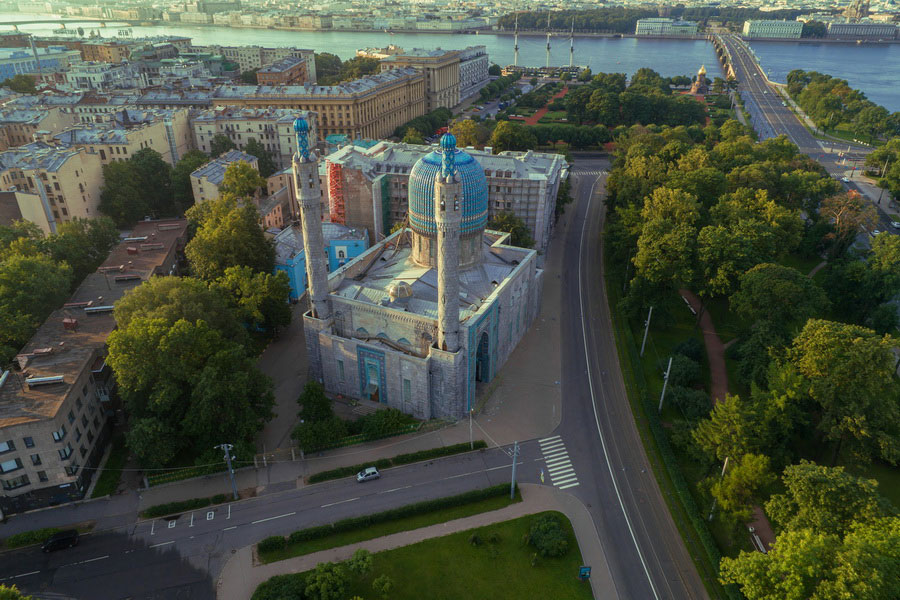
252 511 592 600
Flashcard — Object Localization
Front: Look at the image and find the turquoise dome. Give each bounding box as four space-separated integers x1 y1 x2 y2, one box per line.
408 145 488 237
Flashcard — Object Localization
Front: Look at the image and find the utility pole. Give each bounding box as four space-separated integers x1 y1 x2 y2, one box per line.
639 306 653 357
510 441 519 499
658 356 673 413
469 409 474 450
215 443 239 500
708 456 729 521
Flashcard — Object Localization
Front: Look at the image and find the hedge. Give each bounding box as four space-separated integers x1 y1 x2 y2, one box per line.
3 527 61 549
307 440 487 484
141 493 230 519
259 483 512 556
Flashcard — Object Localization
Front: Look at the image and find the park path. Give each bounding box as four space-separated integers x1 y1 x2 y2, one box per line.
523 86 570 126
807 260 828 278
678 289 776 551
216 484 615 600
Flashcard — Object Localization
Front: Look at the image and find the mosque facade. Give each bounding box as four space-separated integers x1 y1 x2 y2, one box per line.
293 117 542 420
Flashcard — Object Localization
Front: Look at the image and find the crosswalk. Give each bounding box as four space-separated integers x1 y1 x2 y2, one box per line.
539 435 579 490
574 169 607 177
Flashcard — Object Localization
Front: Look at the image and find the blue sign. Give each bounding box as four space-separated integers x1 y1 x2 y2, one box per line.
579 566 591 581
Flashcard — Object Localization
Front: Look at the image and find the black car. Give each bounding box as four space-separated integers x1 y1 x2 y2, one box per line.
41 530 79 552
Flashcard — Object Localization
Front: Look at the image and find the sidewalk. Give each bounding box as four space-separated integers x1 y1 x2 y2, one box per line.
216 484 618 600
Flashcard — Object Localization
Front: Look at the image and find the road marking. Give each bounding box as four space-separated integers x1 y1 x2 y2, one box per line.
540 441 565 452
190 513 194 527
149 541 174 549
558 481 581 490
378 485 412 494
227 504 231 520
538 436 580 490
11 571 39 579
578 172 660 600
207 511 215 521
552 474 578 485
320 497 359 508
543 447 567 457
550 469 575 480
538 435 560 443
150 520 155 536
252 511 296 524
544 454 570 465
547 462 573 474
223 525 237 531
167 520 176 529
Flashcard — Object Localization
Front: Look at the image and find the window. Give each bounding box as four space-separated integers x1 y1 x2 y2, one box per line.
67 410 75 425
2 474 29 490
403 378 411 404
337 359 345 382
0 440 14 454
0 458 22 473
37 470 48 482
58 444 73 460
53 181 60 191
64 464 79 477
30 453 41 466
23 437 34 448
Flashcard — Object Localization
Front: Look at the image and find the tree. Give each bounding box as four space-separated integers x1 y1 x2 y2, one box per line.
99 160 148 226
488 63 502 76
488 211 534 248
766 461 895 537
42 217 120 285
0 585 32 599
219 161 266 199
171 150 209 213
214 266 291 332
131 148 175 216
401 128 425 144
1 74 36 94
125 416 182 468
632 187 699 293
708 453 775 522
450 119 488 148
314 53 342 81
819 191 878 257
296 380 332 423
209 134 237 158
787 319 900 465
239 69 258 84
292 416 347 452
185 195 275 281
528 513 570 557
692 395 763 462
371 574 394 599
345 549 373 576
304 562 348 600
488 121 537 153
243 138 277 178
730 263 829 330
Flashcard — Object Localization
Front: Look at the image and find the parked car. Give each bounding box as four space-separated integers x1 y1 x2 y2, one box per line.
356 466 380 482
841 177 850 183
889 221 900 229
41 530 79 553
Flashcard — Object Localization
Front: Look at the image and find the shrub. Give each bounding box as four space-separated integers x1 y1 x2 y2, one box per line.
468 533 482 546
345 548 373 576
487 532 501 544
668 385 712 421
361 408 414 440
666 354 701 387
528 514 569 557
673 337 704 362
257 536 286 553
251 573 307 600
141 497 216 519
372 574 393 599
4 527 61 548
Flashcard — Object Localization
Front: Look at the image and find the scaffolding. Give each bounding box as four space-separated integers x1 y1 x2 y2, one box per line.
327 160 346 225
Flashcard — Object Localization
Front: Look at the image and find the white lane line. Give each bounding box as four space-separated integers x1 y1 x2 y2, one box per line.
578 172 660 600
223 526 237 531
378 485 412 494
149 541 174 549
81 555 109 564
558 481 581 490
540 444 566 455
11 571 40 579
251 511 296 524
539 435 561 443
320 498 358 508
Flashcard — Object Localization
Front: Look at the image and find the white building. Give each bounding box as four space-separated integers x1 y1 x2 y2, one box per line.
65 62 140 91
634 18 699 36
458 45 490 100
742 20 804 39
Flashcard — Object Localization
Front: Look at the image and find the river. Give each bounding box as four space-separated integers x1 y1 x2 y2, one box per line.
1 12 898 111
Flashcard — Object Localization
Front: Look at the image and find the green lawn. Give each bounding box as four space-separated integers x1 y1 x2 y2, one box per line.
539 110 568 122
90 435 127 498
253 511 593 600
777 253 824 277
259 491 521 563
846 461 900 510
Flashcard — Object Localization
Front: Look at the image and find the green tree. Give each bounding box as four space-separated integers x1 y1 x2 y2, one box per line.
125 416 182 469
185 195 275 281
488 121 537 153
219 161 266 199
239 69 259 84
730 263 829 330
99 160 147 226
131 148 175 216
401 128 425 144
42 217 120 285
1 74 36 94
450 119 488 148
371 574 394 599
304 562 348 600
345 549 373 576
243 138 277 178
488 64 502 76
819 191 879 258
692 395 763 462
632 187 699 293
297 380 332 423
0 584 33 599
787 319 900 465
214 266 291 332
488 211 534 248
171 150 209 213
708 453 775 522
210 134 237 158
292 416 347 452
314 53 342 82
766 461 895 537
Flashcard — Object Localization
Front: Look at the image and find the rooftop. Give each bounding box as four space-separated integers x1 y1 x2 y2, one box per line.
211 67 420 100
0 46 79 60
192 106 307 124
0 142 83 172
54 126 129 146
0 109 49 125
258 56 304 74
191 149 257 186
382 48 460 61
274 221 367 265
0 219 188 428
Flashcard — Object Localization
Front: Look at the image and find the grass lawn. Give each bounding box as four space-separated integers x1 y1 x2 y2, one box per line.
254 511 592 600
90 435 127 498
704 296 746 344
539 110 568 121
777 253 824 277
259 491 521 564
846 461 900 510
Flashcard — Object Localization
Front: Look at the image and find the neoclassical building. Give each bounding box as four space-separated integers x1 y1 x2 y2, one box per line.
293 118 542 420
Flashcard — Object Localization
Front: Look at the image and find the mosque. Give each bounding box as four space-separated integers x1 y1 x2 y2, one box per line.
292 117 543 420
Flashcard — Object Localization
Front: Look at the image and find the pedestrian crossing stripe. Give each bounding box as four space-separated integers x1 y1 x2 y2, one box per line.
538 436 579 490
539 435 561 444
558 481 580 490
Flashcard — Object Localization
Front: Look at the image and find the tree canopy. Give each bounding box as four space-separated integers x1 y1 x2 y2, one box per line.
171 150 209 213
99 149 175 226
488 211 534 248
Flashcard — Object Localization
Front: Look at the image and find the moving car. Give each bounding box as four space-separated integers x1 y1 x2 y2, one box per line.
41 530 79 553
891 221 900 229
841 177 850 183
356 466 380 482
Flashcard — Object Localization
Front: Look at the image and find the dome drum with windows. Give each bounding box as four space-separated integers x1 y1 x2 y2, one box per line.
408 133 488 269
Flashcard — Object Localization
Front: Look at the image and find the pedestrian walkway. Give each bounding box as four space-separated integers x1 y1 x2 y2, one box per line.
523 86 570 126
216 484 618 600
538 435 579 490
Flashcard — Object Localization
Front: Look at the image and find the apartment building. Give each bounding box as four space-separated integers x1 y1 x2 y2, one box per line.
192 107 317 171
0 143 104 225
199 45 317 82
0 189 53 233
0 108 77 150
742 20 804 39
65 62 140 91
80 40 134 64
73 93 139 124
190 149 259 203
256 56 309 86
380 48 460 110
323 141 566 252
0 46 82 80
209 68 425 141
0 219 188 515
634 18 699 36
458 45 490 100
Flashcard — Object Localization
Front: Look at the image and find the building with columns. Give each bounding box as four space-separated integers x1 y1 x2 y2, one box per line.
297 121 542 420
380 48 460 111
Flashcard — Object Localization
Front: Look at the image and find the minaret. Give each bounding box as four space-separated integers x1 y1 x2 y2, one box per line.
513 13 519 67
434 133 461 353
569 18 574 68
545 13 551 69
292 117 331 321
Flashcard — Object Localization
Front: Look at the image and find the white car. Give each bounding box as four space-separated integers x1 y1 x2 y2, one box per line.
356 466 380 482
841 177 850 183
891 221 900 229
871 230 881 237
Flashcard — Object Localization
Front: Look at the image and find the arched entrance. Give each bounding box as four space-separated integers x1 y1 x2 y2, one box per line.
475 331 490 382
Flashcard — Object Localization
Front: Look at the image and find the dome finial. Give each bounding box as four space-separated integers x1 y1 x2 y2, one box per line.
293 117 310 160
440 132 457 178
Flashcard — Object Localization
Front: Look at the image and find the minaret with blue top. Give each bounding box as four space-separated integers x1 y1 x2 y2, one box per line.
292 117 330 322
434 132 461 353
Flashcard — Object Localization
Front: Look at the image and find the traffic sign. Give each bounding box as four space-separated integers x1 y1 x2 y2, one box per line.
579 566 592 581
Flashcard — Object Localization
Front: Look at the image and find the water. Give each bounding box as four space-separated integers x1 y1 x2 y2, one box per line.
1 12 897 110
749 41 900 112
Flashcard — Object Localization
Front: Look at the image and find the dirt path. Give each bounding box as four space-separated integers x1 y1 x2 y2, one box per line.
678 289 776 550
523 86 570 126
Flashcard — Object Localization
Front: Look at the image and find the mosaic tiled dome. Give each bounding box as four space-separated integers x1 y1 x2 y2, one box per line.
407 138 488 238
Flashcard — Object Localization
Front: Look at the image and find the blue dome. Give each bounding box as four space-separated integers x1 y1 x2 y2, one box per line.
440 132 457 151
408 148 488 237
293 117 309 133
